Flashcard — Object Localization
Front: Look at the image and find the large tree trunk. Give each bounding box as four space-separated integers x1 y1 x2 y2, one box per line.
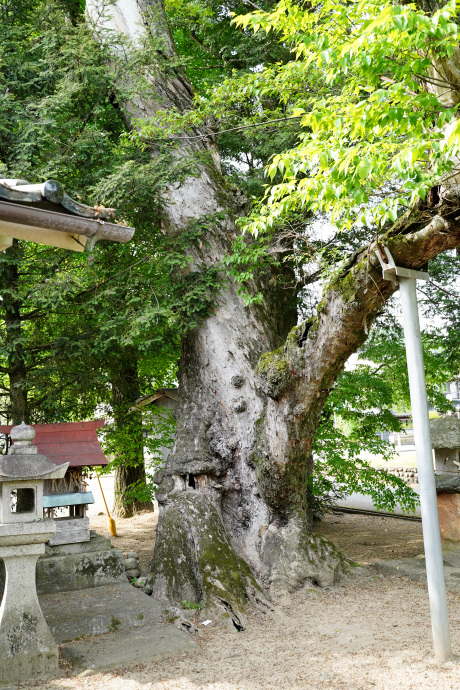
88 0 460 627
109 353 153 518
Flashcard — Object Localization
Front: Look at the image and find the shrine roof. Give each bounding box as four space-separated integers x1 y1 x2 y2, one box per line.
0 420 108 468
0 178 117 219
0 178 134 252
129 388 178 411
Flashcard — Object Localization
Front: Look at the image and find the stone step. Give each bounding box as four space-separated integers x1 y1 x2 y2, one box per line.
374 549 460 593
40 582 164 643
0 532 127 596
60 621 197 675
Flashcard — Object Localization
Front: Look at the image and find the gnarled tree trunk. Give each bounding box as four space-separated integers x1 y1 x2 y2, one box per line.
88 0 460 628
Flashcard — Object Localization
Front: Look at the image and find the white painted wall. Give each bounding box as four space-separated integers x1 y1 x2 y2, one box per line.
86 473 115 516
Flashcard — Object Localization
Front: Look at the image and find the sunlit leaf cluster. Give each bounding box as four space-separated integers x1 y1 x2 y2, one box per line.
232 0 460 234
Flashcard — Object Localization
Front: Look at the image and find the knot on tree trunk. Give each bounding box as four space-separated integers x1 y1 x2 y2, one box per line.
256 347 293 399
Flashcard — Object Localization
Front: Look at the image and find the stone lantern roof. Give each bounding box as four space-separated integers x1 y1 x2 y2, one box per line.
430 416 460 450
0 422 68 482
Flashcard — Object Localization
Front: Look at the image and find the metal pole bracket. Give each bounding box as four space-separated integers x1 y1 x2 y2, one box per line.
375 245 429 282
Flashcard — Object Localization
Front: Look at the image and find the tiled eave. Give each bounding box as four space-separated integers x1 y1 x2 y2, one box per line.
0 179 134 252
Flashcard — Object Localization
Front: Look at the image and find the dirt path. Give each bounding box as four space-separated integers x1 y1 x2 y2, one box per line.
89 508 425 574
17 511 460 690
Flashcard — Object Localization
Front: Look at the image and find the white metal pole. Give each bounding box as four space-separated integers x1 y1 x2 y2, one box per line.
398 276 452 661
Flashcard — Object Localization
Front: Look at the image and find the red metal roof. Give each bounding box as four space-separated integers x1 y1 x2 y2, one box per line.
0 420 108 468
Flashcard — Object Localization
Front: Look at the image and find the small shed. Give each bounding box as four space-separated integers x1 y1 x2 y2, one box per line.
0 420 108 545
130 389 178 465
130 388 178 412
429 416 460 474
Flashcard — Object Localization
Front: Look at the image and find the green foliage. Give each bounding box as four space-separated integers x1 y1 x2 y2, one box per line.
0 0 224 506
100 405 176 505
313 318 455 513
163 0 460 511
2 0 459 515
233 0 460 234
165 0 290 90
154 1 460 300
418 250 460 383
151 0 460 512
181 599 202 610
140 0 301 198
313 373 419 514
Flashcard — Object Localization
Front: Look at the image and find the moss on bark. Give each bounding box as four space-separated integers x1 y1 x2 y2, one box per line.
148 492 267 629
256 347 292 399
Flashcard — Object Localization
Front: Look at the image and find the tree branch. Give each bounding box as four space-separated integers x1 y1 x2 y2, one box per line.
288 213 460 413
255 210 460 511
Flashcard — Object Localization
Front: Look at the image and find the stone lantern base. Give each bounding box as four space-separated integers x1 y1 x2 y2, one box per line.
0 523 59 683
437 493 460 543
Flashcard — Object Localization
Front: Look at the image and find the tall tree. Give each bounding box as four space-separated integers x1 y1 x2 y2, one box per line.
0 0 218 515
86 0 460 630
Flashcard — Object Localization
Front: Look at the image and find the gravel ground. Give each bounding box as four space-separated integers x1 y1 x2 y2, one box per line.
14 511 460 689
315 511 424 564
17 570 460 690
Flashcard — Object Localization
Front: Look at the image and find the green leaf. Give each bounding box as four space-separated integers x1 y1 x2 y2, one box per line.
357 158 371 180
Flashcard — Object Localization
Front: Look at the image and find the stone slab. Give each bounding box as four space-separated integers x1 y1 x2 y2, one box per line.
374 546 460 593
430 416 460 449
40 582 164 643
44 530 110 556
0 519 55 546
48 516 90 546
438 546 460 568
36 545 126 594
374 556 427 583
61 622 197 675
435 474 460 494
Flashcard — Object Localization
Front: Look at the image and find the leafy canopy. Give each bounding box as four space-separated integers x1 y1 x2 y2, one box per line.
158 0 460 512
0 0 225 506
232 0 460 233
312 317 454 514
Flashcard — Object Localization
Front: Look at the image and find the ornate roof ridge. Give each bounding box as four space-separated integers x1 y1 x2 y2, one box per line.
0 179 116 220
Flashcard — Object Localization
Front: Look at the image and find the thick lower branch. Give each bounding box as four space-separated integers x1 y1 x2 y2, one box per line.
255 213 460 517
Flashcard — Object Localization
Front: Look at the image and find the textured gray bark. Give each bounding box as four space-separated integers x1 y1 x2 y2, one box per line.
87 0 460 625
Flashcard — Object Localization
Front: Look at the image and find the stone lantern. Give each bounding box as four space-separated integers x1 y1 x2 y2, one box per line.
430 416 460 474
429 416 460 542
0 422 68 683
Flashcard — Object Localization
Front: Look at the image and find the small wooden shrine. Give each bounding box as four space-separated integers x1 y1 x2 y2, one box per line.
0 420 108 546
